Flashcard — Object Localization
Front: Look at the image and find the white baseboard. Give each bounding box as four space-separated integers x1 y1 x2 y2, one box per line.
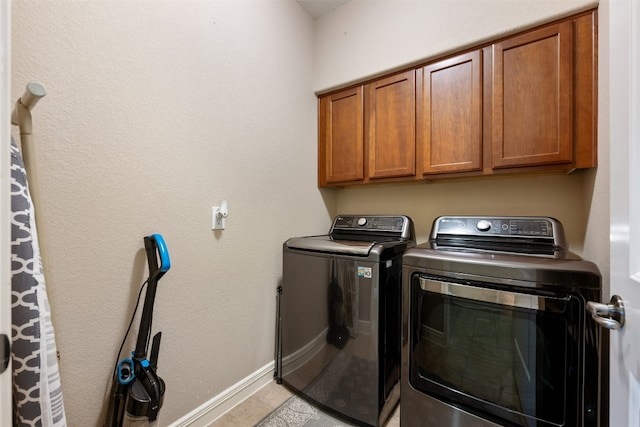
168 361 275 427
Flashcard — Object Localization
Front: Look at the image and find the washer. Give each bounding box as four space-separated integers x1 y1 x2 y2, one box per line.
401 216 606 427
276 215 415 427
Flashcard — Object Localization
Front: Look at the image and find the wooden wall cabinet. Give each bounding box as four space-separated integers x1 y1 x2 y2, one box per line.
488 11 597 173
319 10 597 187
318 70 415 186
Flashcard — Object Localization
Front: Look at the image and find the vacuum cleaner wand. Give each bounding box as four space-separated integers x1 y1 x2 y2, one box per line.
105 234 171 427
134 234 170 361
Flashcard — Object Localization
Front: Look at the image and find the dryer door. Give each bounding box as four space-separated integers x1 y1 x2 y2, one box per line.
410 276 587 426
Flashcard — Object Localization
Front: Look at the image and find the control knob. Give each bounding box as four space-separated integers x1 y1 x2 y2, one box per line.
357 217 368 226
476 220 492 232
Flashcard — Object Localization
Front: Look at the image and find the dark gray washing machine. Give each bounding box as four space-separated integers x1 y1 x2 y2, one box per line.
276 215 415 427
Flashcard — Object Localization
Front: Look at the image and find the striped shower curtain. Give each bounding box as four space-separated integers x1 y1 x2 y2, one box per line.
10 136 67 426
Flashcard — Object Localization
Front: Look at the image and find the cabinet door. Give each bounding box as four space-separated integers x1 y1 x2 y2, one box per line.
492 21 573 168
319 86 364 185
367 70 416 179
419 51 482 175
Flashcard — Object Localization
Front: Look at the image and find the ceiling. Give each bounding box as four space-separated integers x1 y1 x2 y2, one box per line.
296 0 352 19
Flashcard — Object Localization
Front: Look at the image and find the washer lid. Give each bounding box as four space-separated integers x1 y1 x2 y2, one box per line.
285 235 375 256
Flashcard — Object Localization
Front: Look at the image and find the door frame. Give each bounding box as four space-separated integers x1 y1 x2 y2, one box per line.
0 1 12 425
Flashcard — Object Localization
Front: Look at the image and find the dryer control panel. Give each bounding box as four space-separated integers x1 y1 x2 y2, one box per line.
430 216 567 249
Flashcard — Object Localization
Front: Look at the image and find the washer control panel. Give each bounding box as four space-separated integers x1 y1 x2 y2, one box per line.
331 215 412 238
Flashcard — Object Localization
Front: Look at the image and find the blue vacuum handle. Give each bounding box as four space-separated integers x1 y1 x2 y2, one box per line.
134 234 170 361
151 234 170 273
145 234 171 282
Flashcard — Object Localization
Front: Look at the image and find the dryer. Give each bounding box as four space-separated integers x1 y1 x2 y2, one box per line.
401 216 606 427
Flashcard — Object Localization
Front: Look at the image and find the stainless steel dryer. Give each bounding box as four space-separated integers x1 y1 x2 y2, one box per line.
276 215 415 427
401 216 606 427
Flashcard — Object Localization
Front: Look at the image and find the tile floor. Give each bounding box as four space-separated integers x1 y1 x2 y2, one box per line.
208 380 400 427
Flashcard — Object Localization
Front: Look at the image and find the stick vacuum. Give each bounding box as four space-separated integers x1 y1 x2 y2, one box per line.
105 234 171 427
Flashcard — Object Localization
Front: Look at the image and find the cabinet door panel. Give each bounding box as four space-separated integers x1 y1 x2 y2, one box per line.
420 51 482 174
367 71 416 179
320 87 364 184
492 21 573 168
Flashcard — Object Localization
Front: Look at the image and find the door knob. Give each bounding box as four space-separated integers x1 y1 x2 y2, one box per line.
586 295 625 330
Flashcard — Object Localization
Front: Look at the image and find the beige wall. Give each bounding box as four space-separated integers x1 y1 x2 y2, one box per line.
334 174 592 249
314 0 610 297
313 0 599 92
11 1 333 425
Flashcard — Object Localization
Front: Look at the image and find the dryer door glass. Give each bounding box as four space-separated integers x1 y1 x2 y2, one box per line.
409 275 582 426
